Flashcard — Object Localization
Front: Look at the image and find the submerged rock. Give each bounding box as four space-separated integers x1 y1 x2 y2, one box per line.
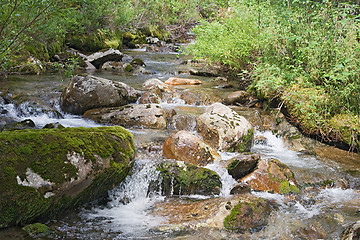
83 104 167 129
227 154 260 180
150 160 221 196
197 103 254 152
165 77 202 85
241 158 299 194
60 75 138 115
223 197 271 233
0 126 135 228
163 130 221 166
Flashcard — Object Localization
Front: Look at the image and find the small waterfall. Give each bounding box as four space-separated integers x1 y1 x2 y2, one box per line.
205 161 237 197
78 158 165 238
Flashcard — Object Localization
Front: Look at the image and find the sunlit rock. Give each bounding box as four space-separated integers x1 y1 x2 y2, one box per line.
165 77 202 85
241 158 299 194
197 102 254 152
163 130 221 166
224 90 250 105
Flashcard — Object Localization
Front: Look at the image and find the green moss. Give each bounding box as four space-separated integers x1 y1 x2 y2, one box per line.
22 223 51 238
0 126 135 228
156 161 221 195
279 180 300 194
124 64 133 72
227 159 239 172
236 128 254 152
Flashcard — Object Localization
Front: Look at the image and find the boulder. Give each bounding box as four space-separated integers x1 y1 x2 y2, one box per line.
83 104 167 129
150 160 221 196
223 197 271 233
197 103 254 152
230 182 251 195
60 75 138 115
0 126 135 228
163 130 221 166
341 220 360 240
138 91 161 104
224 91 250 105
87 48 123 69
142 78 169 92
241 158 300 194
165 77 202 85
101 61 124 71
227 154 260 180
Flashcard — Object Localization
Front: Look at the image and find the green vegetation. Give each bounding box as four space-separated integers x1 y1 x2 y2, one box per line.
0 0 231 77
187 0 360 151
22 223 52 238
0 126 135 228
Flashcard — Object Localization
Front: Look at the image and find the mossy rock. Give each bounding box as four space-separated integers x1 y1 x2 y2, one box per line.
22 223 52 238
0 126 135 228
151 160 221 196
224 197 271 233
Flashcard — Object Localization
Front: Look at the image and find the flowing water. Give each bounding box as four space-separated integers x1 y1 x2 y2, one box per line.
0 48 359 239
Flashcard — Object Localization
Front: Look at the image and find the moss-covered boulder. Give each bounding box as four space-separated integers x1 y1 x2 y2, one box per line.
150 160 222 196
0 126 135 228
224 197 271 233
241 158 300 194
197 103 254 152
22 223 52 238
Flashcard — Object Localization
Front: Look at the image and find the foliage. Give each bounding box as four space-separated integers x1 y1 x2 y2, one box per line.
187 0 360 150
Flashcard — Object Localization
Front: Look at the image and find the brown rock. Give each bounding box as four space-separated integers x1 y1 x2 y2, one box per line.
225 91 250 105
165 77 202 85
163 130 221 166
241 158 299 194
138 91 161 104
230 182 251 195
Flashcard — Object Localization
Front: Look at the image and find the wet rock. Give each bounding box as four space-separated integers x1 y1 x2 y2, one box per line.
169 114 197 132
189 68 219 77
43 122 65 129
297 222 327 240
2 119 36 131
83 104 167 129
17 100 62 119
197 103 254 152
138 91 161 104
223 197 271 233
60 75 138 115
224 91 250 105
130 58 145 67
101 61 124 71
227 154 260 180
241 158 299 194
22 223 52 239
150 160 221 196
254 135 268 145
0 126 135 228
87 48 123 69
230 182 251 195
163 130 221 166
133 66 151 75
165 77 202 85
341 220 360 240
171 89 221 106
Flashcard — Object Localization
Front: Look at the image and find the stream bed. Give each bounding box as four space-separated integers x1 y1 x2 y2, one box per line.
0 48 359 239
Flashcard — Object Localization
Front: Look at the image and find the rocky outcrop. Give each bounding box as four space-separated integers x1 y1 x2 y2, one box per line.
150 160 222 196
341 220 360 240
87 48 123 69
165 77 202 85
223 197 271 233
241 158 300 194
227 154 260 180
60 75 138 115
163 130 221 166
83 104 167 129
197 103 254 152
0 126 135 228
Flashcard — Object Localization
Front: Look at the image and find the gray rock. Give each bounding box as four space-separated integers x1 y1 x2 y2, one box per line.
60 75 138 115
87 49 123 69
83 104 167 129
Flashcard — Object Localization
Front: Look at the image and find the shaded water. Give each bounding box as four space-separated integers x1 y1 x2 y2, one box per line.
0 49 359 239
